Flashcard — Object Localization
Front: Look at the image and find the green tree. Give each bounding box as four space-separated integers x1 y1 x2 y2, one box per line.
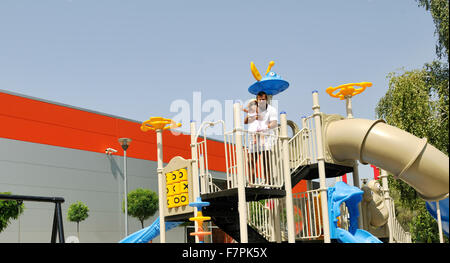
416 0 449 59
123 188 158 228
376 62 448 156
0 192 25 233
410 205 443 243
67 201 89 238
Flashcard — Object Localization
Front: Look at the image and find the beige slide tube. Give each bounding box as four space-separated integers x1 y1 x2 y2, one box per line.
325 118 449 201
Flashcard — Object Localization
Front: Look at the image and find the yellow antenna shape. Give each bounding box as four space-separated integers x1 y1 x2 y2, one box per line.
250 61 262 81
265 61 275 75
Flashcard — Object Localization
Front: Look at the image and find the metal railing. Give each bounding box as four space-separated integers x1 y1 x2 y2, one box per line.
278 189 323 240
288 115 320 172
288 128 309 171
196 140 216 194
386 198 412 243
193 121 286 193
192 120 227 195
191 113 319 192
247 200 278 241
292 190 323 240
224 128 285 189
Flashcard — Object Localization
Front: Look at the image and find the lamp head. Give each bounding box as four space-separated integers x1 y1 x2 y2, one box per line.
118 138 132 151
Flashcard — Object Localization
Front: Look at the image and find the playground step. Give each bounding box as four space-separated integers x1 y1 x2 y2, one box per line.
291 162 353 186
201 196 269 243
201 187 286 204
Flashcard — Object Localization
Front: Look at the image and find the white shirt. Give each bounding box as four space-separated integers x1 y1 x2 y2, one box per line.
246 104 278 151
256 104 278 131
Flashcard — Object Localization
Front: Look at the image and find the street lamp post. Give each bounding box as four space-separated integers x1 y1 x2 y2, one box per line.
118 137 132 237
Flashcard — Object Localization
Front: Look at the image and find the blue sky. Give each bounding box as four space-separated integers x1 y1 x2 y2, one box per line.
0 0 439 183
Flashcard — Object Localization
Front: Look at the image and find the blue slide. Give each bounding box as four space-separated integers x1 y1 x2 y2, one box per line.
426 197 449 237
328 181 382 243
119 217 182 243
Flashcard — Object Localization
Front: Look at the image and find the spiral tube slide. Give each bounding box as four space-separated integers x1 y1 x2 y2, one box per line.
325 118 449 201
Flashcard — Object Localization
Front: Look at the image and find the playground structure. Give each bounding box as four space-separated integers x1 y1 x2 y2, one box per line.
122 62 449 243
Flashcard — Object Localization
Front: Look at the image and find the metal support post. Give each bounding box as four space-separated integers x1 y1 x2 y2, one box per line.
301 116 313 191
190 121 200 243
123 149 128 236
56 202 64 243
436 201 444 243
345 95 354 119
280 112 296 243
273 199 282 243
380 169 394 243
140 118 181 243
344 95 362 228
156 130 166 243
118 138 132 238
51 202 65 243
234 103 248 243
312 91 331 243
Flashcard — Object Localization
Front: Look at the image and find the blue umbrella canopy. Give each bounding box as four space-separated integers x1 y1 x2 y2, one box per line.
248 61 289 96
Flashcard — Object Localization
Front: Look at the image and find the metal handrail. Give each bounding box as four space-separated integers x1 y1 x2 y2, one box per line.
386 198 412 243
288 128 309 172
224 127 284 189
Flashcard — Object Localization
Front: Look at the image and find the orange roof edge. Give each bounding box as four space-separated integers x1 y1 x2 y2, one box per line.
0 90 226 172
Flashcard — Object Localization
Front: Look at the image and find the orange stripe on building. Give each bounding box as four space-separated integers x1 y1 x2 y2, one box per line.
0 91 226 172
1 91 306 189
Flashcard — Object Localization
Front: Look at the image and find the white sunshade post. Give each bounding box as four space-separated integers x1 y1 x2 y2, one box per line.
280 111 296 243
233 102 248 243
312 91 331 243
